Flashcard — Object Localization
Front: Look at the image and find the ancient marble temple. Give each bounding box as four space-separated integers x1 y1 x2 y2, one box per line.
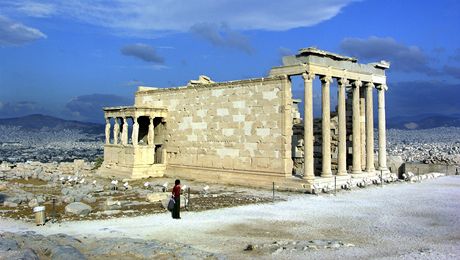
98 47 395 192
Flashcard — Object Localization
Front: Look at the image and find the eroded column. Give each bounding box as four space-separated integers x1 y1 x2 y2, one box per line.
113 118 120 145
365 82 375 173
337 78 348 176
105 117 111 144
148 116 154 146
320 75 332 178
378 85 388 170
121 117 128 145
352 80 362 174
132 117 139 146
302 72 315 181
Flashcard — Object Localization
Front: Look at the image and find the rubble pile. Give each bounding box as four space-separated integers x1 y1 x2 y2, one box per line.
0 160 273 222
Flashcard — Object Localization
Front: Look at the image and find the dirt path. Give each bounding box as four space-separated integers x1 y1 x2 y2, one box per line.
2 176 460 259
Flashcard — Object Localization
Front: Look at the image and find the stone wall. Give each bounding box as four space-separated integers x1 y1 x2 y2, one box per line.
403 162 459 176
134 76 293 184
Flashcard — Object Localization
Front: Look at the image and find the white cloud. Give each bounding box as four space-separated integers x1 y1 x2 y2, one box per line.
1 0 357 34
17 2 56 17
0 15 46 46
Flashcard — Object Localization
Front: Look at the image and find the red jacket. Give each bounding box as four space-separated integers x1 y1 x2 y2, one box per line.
172 185 181 198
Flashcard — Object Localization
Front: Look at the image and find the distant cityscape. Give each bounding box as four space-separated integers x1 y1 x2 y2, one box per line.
0 125 103 163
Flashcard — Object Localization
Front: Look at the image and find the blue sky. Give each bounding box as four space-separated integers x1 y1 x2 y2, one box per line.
0 0 459 123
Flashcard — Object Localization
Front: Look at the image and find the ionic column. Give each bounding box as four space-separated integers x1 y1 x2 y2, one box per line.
105 117 111 144
352 80 362 174
121 117 128 145
337 78 348 176
132 117 139 146
365 82 375 173
360 88 366 170
302 72 315 181
113 118 120 145
378 84 388 170
148 116 155 146
320 75 332 178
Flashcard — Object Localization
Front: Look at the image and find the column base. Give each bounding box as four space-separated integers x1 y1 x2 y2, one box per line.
336 171 348 176
321 173 333 178
365 168 375 174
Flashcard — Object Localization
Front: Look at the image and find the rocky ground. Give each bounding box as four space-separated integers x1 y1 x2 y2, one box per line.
0 160 274 224
1 176 458 259
0 232 218 259
1 125 459 258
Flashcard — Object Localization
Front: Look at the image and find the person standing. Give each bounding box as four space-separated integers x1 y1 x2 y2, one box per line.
172 179 181 219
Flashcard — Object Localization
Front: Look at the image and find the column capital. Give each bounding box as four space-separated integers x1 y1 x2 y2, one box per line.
302 72 315 81
338 78 349 86
319 75 333 83
376 84 388 91
105 117 110 123
365 82 375 88
352 80 362 88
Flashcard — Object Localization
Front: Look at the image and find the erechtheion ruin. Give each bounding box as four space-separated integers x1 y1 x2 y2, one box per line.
98 47 395 192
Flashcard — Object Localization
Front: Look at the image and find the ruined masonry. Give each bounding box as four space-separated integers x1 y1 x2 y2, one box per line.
98 47 395 192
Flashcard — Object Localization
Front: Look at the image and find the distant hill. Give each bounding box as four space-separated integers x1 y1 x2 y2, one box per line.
387 114 460 129
0 114 104 134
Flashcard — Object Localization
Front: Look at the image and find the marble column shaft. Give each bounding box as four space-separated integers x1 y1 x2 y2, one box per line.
132 117 139 146
302 72 315 181
320 75 332 177
378 85 388 170
105 117 111 144
365 82 375 172
148 117 155 146
121 117 128 145
337 78 348 176
360 89 366 170
113 119 120 145
352 80 362 174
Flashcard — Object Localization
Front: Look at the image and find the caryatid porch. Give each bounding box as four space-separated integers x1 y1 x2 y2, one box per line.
271 47 392 191
98 106 168 179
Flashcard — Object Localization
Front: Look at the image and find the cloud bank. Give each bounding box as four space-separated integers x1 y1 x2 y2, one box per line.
121 44 164 63
2 0 356 33
190 23 253 53
0 15 46 46
0 101 48 118
387 80 460 117
65 94 133 123
340 36 437 75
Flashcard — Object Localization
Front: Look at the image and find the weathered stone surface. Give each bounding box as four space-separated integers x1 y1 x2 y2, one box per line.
65 202 92 216
51 245 87 260
146 192 169 202
0 237 19 251
28 198 39 208
0 248 39 260
103 198 122 210
3 201 18 207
